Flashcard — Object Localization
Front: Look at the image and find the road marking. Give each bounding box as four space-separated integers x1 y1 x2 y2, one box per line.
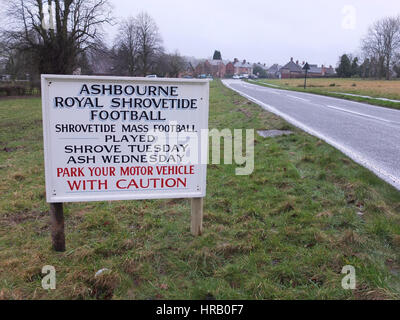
325 105 400 125
239 82 281 94
286 94 309 102
222 80 400 191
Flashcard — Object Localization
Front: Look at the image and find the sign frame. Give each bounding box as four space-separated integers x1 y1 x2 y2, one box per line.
41 74 210 204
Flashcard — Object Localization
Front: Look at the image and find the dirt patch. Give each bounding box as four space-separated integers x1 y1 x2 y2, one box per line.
317 211 333 218
0 210 47 225
354 283 391 300
215 242 254 258
238 108 253 118
1 146 25 153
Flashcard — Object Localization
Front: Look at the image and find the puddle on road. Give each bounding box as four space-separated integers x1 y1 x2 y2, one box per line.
257 130 294 138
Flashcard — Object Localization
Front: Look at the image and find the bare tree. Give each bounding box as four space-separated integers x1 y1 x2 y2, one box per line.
2 0 113 75
0 37 10 71
112 12 163 76
112 17 139 76
362 15 400 80
0 33 35 80
134 12 163 76
152 52 170 77
167 51 187 77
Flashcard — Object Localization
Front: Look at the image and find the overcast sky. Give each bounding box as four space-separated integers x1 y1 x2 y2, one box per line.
109 0 400 67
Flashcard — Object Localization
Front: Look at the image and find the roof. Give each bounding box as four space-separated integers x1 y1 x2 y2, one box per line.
309 65 322 74
234 61 252 68
208 60 222 66
281 60 303 73
325 67 336 74
191 59 206 68
308 64 337 75
208 59 229 66
267 64 282 73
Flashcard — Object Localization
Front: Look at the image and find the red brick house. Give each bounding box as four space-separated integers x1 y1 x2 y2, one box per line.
195 59 227 78
194 60 212 76
233 59 253 75
208 60 226 78
225 62 235 77
280 58 303 79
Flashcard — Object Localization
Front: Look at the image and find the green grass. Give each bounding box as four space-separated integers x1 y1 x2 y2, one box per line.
248 79 400 110
0 81 399 300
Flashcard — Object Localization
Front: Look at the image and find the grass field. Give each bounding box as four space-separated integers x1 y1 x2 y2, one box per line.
250 78 400 109
0 80 399 300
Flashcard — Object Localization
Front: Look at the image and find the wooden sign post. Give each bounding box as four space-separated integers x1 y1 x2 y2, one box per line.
50 203 65 251
191 198 203 236
41 75 209 251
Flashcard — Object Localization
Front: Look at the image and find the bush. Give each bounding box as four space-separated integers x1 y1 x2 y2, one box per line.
0 83 40 96
0 85 25 96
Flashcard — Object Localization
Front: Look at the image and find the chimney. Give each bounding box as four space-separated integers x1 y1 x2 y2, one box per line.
234 58 238 63
302 61 305 65
290 57 293 62
296 60 299 65
243 59 246 64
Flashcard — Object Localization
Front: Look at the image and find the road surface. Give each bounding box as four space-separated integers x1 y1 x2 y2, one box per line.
222 79 400 190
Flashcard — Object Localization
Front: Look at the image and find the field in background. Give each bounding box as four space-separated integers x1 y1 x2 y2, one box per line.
251 78 400 109
0 81 399 300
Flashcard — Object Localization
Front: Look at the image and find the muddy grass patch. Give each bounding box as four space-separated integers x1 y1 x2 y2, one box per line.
0 209 47 225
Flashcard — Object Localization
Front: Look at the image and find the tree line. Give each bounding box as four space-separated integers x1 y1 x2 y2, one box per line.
337 15 400 79
0 0 188 82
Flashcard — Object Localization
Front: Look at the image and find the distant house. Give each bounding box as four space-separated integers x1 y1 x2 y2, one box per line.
323 65 336 77
307 64 336 77
233 59 253 75
267 64 282 78
208 59 227 78
225 62 235 77
178 62 196 78
280 58 303 79
193 55 255 78
194 59 210 77
194 59 228 78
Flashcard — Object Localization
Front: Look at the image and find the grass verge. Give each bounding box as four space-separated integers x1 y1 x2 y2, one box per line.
0 80 399 300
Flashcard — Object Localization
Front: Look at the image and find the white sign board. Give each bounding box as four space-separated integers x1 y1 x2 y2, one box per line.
41 75 209 203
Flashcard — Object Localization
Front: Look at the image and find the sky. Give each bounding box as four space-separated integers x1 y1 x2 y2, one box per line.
108 0 400 67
